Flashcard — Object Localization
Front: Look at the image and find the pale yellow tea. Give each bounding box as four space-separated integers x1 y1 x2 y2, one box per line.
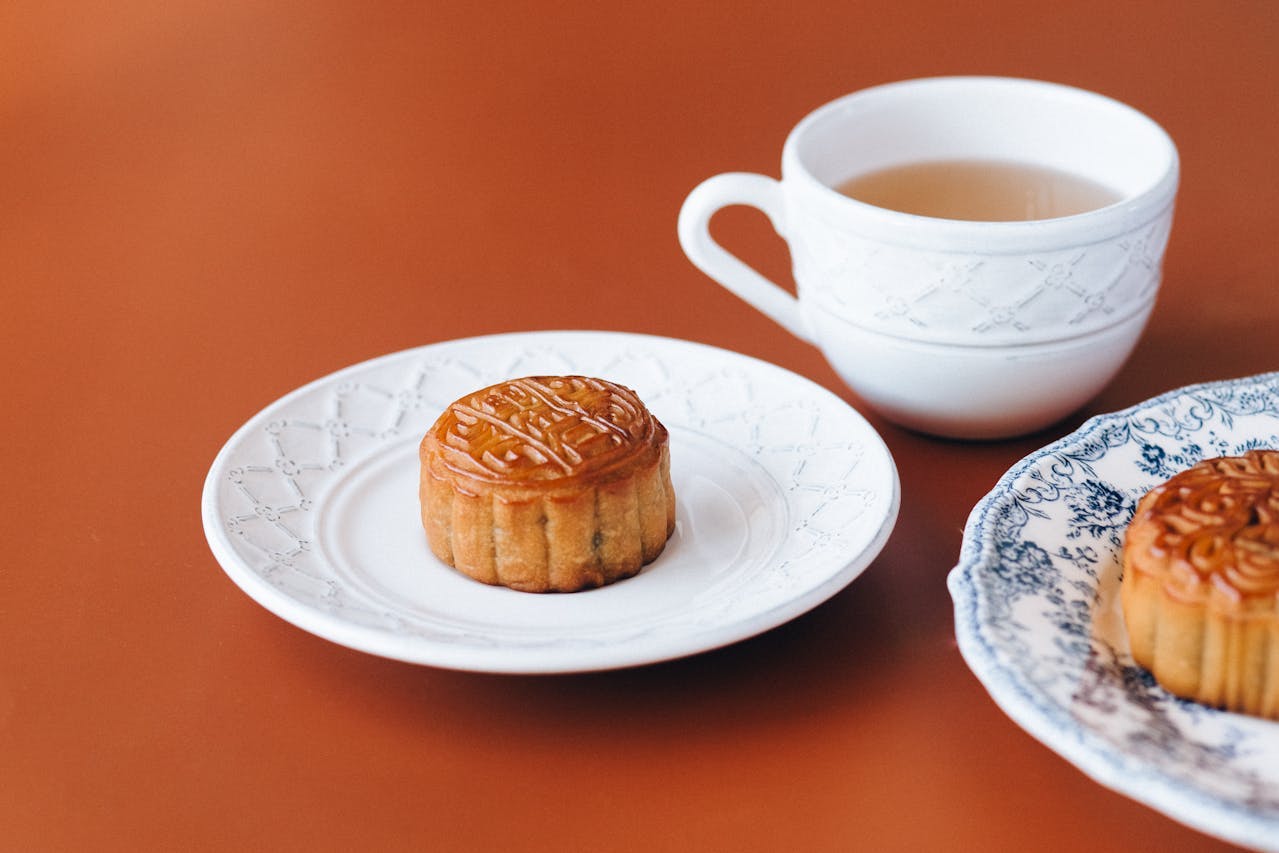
834 159 1123 221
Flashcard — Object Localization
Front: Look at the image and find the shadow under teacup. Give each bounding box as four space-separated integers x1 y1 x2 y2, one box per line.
678 76 1178 439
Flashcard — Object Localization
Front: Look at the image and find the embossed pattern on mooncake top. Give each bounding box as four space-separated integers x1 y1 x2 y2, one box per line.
1133 449 1279 601
430 375 662 483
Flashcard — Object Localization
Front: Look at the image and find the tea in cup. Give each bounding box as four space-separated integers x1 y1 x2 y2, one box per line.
678 76 1179 439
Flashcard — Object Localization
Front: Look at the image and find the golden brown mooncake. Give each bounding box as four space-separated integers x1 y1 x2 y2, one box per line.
419 375 676 593
1121 449 1279 718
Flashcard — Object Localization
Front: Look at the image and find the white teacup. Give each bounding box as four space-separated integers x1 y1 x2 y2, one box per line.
678 77 1178 439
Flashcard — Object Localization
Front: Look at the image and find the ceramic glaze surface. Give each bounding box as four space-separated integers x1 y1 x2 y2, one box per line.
679 77 1178 438
203 331 900 673
949 372 1279 851
790 208 1170 346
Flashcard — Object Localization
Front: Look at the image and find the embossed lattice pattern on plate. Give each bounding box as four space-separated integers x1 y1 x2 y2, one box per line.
203 331 899 672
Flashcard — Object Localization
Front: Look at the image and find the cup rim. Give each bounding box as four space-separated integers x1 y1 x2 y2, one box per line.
780 76 1180 251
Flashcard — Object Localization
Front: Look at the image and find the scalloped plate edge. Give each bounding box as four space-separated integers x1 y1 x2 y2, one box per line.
948 370 1279 851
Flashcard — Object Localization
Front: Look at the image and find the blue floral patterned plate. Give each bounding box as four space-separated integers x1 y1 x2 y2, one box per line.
949 372 1279 850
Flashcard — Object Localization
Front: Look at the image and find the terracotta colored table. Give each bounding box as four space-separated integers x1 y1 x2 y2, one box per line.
4 2 1275 850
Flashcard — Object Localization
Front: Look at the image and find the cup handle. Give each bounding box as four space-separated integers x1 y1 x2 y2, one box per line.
677 173 813 343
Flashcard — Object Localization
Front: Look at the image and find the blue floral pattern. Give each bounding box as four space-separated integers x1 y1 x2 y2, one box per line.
949 372 1279 850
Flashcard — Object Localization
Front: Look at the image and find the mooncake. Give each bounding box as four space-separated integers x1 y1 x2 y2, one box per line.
1121 449 1279 718
419 375 675 593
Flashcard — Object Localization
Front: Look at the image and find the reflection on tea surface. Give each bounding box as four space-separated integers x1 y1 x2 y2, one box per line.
835 159 1122 221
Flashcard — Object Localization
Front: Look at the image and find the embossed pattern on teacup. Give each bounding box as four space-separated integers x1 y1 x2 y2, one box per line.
791 207 1173 345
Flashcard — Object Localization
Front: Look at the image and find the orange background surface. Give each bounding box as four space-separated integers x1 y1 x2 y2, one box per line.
3 1 1277 850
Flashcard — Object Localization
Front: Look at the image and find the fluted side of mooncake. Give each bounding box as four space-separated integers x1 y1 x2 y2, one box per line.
1121 449 1279 718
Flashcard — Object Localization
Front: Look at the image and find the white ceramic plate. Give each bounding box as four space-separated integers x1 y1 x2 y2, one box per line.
949 372 1279 850
203 331 899 674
